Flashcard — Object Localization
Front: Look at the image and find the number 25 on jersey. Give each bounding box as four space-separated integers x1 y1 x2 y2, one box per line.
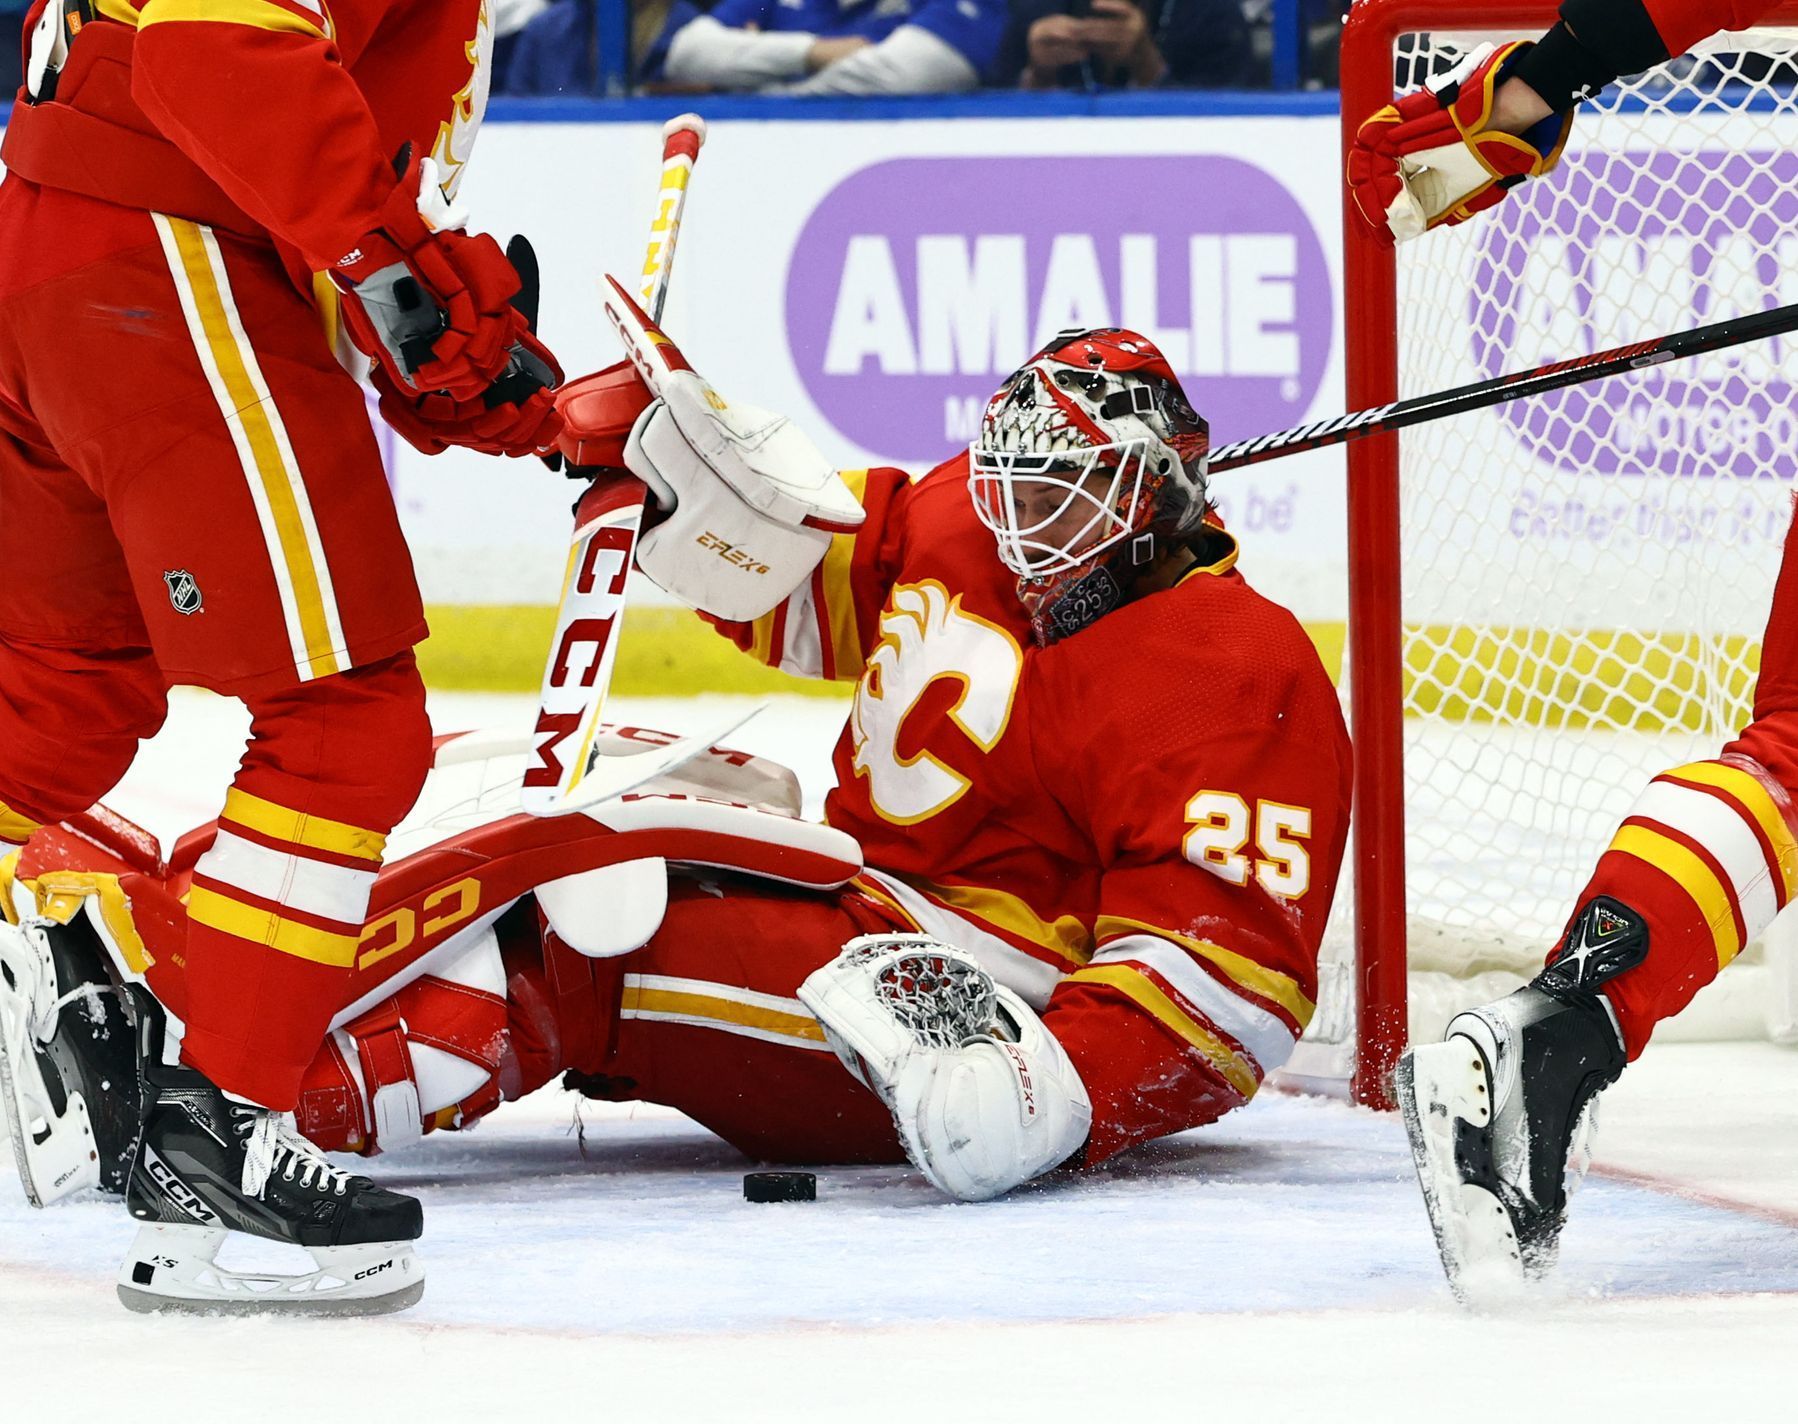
1183 790 1312 899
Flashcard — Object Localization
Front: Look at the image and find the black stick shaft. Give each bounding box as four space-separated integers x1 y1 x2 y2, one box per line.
1208 299 1798 474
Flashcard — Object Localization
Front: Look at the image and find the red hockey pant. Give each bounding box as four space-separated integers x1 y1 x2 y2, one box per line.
1570 498 1798 1056
287 871 1251 1169
0 179 433 1107
511 880 907 1164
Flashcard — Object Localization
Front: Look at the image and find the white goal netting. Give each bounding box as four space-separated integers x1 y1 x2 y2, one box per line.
1290 23 1798 1087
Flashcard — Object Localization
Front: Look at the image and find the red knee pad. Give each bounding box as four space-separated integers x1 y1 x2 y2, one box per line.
238 649 433 832
0 634 168 823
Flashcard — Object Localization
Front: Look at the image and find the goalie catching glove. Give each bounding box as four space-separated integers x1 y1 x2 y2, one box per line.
798 936 1092 1201
1349 41 1572 244
588 278 865 622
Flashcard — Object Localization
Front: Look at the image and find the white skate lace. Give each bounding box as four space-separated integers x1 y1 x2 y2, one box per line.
30 984 113 1045
236 1110 354 1199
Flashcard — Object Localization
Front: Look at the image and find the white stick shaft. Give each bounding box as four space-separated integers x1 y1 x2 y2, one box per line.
524 116 709 817
639 116 706 324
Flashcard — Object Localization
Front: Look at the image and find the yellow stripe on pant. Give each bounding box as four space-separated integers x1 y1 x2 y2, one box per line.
1094 913 1316 1030
153 214 346 682
1665 760 1798 903
619 975 830 1049
137 0 328 39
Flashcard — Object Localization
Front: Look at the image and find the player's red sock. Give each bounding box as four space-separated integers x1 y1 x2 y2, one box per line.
1562 752 1798 1057
178 651 432 1110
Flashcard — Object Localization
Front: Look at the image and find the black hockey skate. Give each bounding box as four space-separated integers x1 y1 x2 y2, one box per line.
119 1007 425 1316
1397 898 1634 1302
0 913 142 1205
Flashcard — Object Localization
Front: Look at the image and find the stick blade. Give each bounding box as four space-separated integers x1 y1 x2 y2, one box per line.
529 704 767 818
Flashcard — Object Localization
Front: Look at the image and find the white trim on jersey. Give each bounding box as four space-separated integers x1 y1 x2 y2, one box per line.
1089 932 1298 1076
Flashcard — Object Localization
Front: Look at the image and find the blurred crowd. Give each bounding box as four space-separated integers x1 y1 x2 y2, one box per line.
501 0 1349 95
0 0 1346 103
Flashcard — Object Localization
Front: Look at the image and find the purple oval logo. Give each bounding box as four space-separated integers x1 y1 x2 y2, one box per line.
785 156 1333 462
1471 149 1798 482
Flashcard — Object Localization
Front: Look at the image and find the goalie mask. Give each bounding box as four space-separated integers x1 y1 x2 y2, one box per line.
969 328 1210 646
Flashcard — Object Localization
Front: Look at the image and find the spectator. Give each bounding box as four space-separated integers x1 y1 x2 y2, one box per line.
504 0 599 95
995 0 1257 89
650 0 1006 95
493 0 557 83
3 0 32 100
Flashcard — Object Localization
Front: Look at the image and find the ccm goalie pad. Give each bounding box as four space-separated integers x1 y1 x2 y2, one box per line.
799 936 1091 1201
602 277 865 621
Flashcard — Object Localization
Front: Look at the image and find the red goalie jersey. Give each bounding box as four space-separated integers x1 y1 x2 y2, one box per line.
712 456 1353 1162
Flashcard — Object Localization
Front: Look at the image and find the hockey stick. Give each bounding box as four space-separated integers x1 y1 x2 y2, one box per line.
522 115 757 818
1207 299 1798 473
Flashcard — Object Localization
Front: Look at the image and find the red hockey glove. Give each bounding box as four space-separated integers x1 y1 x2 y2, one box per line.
1348 41 1573 244
331 147 559 401
553 361 656 473
372 362 564 459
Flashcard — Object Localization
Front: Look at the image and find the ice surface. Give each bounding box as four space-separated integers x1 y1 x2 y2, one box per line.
4 691 1796 1418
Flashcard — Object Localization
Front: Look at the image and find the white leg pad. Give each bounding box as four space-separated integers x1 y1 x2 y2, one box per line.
412 1042 493 1117
537 857 668 958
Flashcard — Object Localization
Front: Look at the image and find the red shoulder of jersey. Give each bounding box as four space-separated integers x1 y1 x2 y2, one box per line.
1033 536 1350 864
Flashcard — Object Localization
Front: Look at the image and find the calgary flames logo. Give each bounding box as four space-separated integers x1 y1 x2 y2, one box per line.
850 581 1023 825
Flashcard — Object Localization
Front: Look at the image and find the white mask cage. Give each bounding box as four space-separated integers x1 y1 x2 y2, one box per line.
968 438 1151 578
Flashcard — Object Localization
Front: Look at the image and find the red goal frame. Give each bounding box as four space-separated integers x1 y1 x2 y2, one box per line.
1336 0 1798 1108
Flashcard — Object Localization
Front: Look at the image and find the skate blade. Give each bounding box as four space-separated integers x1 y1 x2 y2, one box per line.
117 1276 425 1318
1396 1041 1525 1307
117 1224 425 1318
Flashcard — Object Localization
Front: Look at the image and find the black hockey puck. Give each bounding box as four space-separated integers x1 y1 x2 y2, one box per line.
743 1171 816 1203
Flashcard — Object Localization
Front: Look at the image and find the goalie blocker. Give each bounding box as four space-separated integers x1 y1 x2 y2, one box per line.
554 281 866 625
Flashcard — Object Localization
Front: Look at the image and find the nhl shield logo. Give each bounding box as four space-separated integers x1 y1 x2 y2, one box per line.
164 570 203 616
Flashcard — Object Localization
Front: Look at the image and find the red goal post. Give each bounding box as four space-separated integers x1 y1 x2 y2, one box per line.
1335 0 1798 1108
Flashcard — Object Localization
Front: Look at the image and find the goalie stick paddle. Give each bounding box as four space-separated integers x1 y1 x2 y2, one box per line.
1207 298 1798 473
523 113 745 819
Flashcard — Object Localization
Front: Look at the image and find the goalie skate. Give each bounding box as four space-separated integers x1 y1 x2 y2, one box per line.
119 1005 424 1317
1397 979 1624 1304
0 916 140 1206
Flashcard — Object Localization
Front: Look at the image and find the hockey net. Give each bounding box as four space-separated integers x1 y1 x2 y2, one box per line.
1289 1 1798 1103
